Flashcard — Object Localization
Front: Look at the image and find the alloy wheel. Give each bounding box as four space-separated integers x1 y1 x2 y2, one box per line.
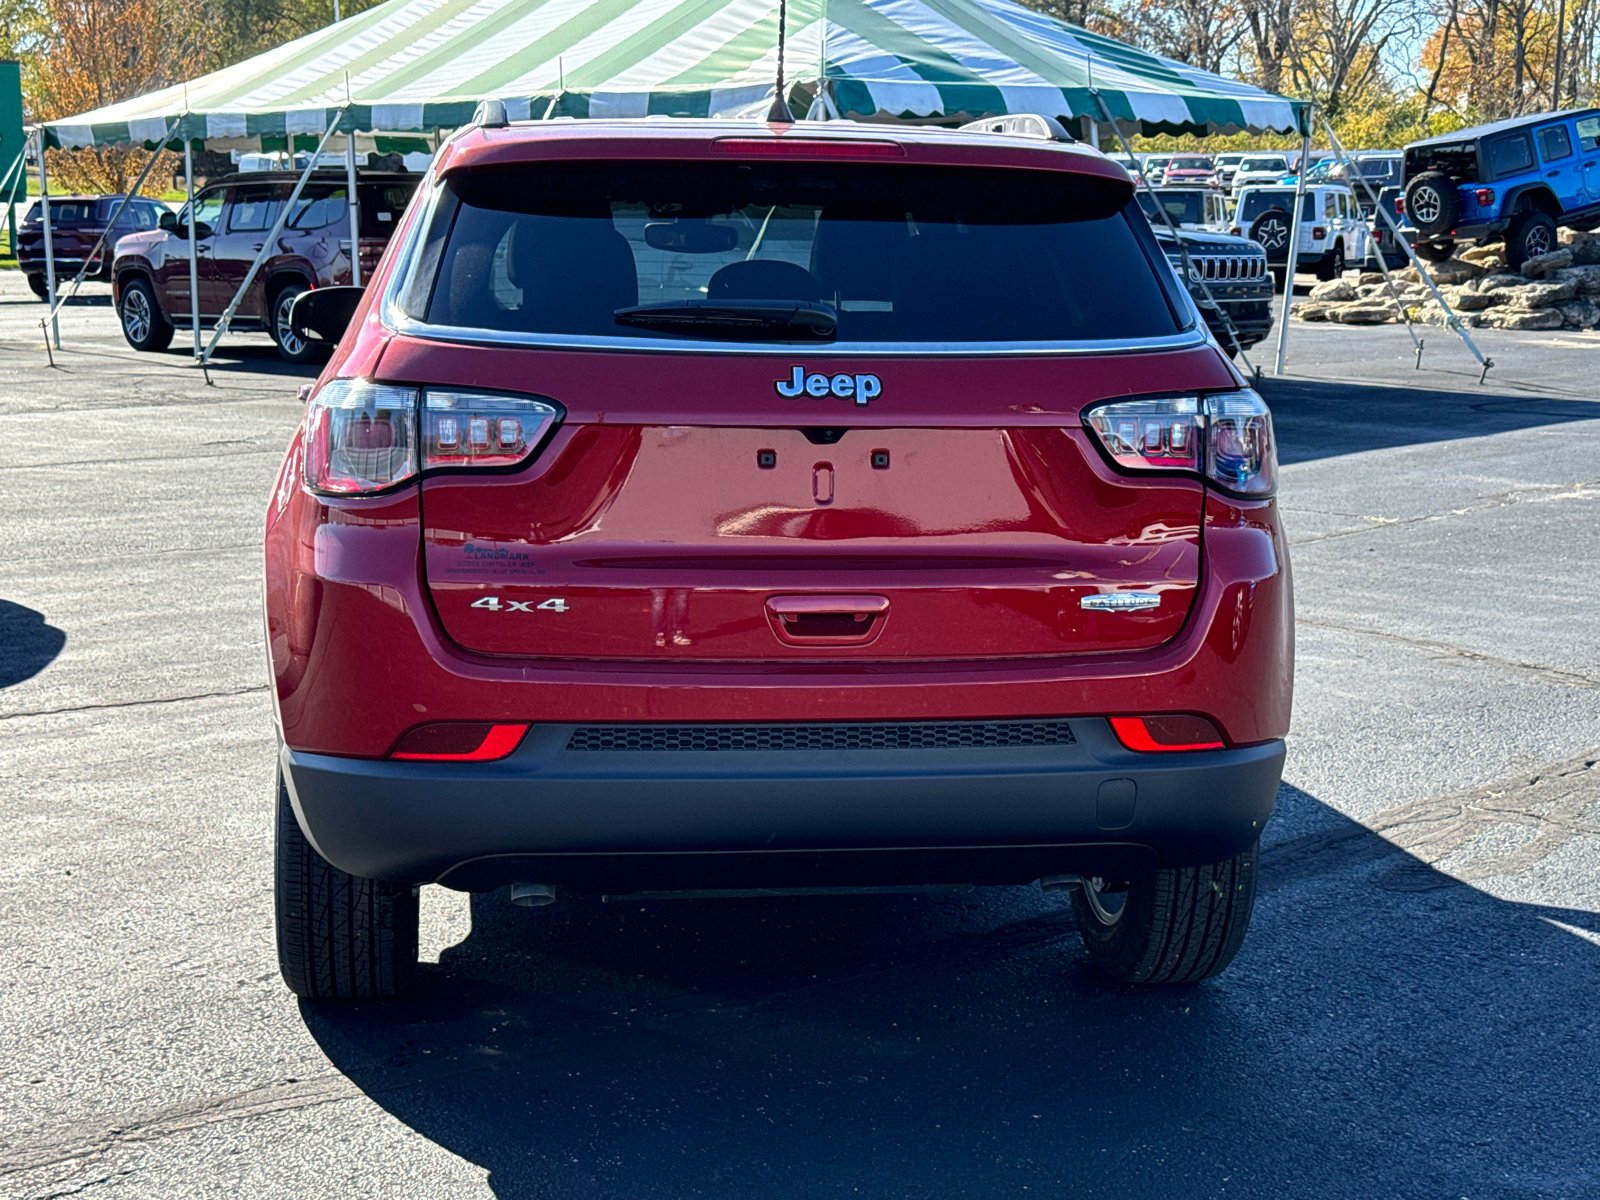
275 291 307 358
122 290 151 342
1411 186 1442 227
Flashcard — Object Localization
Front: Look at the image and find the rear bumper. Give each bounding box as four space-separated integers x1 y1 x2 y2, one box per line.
1405 221 1500 245
281 719 1285 891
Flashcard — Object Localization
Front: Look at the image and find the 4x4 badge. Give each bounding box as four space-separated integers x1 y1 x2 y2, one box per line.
776 367 881 406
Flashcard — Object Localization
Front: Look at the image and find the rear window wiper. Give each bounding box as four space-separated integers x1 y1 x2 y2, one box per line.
614 300 837 341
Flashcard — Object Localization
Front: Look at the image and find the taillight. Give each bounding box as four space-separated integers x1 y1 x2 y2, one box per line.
304 379 419 495
302 380 562 494
1475 187 1495 207
424 390 561 470
1110 716 1225 752
1312 225 1326 239
1395 196 1405 215
711 138 905 158
1083 390 1276 497
390 722 529 761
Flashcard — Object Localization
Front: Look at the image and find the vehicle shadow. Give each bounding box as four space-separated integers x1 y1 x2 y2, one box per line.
300 783 1600 1198
1261 373 1600 465
0 600 66 688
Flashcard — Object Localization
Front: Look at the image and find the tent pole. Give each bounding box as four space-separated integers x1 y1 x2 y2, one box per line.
1322 117 1492 379
185 135 201 358
200 112 345 374
1091 89 1257 375
345 122 361 287
42 116 183 335
37 128 59 350
1273 105 1315 376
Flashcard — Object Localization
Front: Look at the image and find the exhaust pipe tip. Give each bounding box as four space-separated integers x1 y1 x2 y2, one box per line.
509 882 557 907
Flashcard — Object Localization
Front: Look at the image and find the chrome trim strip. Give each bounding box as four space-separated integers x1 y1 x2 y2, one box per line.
379 179 1207 359
1080 592 1162 612
378 314 1211 357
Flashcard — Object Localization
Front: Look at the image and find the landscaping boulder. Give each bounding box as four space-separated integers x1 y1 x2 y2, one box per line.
1557 300 1600 329
1505 278 1580 308
1548 264 1600 296
1460 243 1506 268
1309 279 1357 302
1520 248 1574 278
1477 272 1526 296
1572 239 1600 266
1357 272 1386 287
1450 291 1493 311
1426 258 1484 286
1292 303 1336 322
1558 228 1590 247
1329 302 1397 324
1478 307 1565 330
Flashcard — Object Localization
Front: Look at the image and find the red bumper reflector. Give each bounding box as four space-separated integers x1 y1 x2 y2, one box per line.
1110 716 1225 752
390 723 529 761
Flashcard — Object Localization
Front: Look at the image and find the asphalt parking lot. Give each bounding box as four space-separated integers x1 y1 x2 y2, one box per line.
2 273 1597 1199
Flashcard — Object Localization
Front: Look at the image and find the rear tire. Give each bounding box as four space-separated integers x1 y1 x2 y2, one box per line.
1070 839 1258 983
1315 242 1346 281
117 276 174 352
275 767 418 999
27 273 49 300
1504 211 1558 271
269 281 321 364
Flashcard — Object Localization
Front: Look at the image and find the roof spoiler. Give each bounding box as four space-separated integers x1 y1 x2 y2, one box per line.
956 113 1075 144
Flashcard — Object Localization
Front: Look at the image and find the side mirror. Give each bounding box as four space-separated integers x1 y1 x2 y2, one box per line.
158 210 178 232
290 285 364 344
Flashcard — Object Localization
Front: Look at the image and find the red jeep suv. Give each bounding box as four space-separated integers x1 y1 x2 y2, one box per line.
265 118 1292 999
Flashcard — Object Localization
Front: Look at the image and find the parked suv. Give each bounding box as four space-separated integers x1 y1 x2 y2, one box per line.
266 119 1292 999
1152 225 1275 354
1402 108 1600 268
1234 183 1369 282
111 170 419 361
17 194 169 299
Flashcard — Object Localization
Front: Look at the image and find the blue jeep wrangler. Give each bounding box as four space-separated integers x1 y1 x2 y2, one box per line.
1402 108 1600 268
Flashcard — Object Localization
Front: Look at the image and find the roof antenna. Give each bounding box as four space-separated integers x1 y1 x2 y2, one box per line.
766 0 794 123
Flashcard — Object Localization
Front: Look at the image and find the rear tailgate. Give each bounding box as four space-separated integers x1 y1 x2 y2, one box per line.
397 345 1230 663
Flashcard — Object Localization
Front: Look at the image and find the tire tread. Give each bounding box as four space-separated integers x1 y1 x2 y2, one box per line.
275 770 417 1000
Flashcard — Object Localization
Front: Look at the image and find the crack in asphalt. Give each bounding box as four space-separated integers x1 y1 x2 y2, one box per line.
1295 617 1600 688
1286 478 1600 547
0 687 271 722
0 449 280 472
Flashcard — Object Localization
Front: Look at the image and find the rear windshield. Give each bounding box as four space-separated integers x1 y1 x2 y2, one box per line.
1240 158 1287 172
406 162 1182 344
30 201 97 224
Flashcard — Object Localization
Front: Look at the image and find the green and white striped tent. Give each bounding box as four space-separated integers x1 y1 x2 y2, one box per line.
43 0 1308 150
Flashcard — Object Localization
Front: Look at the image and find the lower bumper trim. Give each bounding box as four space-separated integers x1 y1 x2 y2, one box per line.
282 718 1284 890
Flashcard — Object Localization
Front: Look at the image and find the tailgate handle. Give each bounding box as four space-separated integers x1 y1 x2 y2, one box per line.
766 594 889 644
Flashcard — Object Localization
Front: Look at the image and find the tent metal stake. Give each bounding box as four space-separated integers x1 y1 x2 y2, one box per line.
185 133 201 359
1273 107 1315 376
200 112 347 374
37 128 59 351
1320 117 1492 382
1090 89 1257 377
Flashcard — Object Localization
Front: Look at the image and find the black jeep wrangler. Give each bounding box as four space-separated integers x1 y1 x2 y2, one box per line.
1402 108 1600 268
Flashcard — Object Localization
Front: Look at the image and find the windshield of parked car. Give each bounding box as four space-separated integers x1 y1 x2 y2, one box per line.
1237 191 1315 223
1240 157 1287 172
409 161 1185 344
1169 158 1212 171
1138 191 1206 225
